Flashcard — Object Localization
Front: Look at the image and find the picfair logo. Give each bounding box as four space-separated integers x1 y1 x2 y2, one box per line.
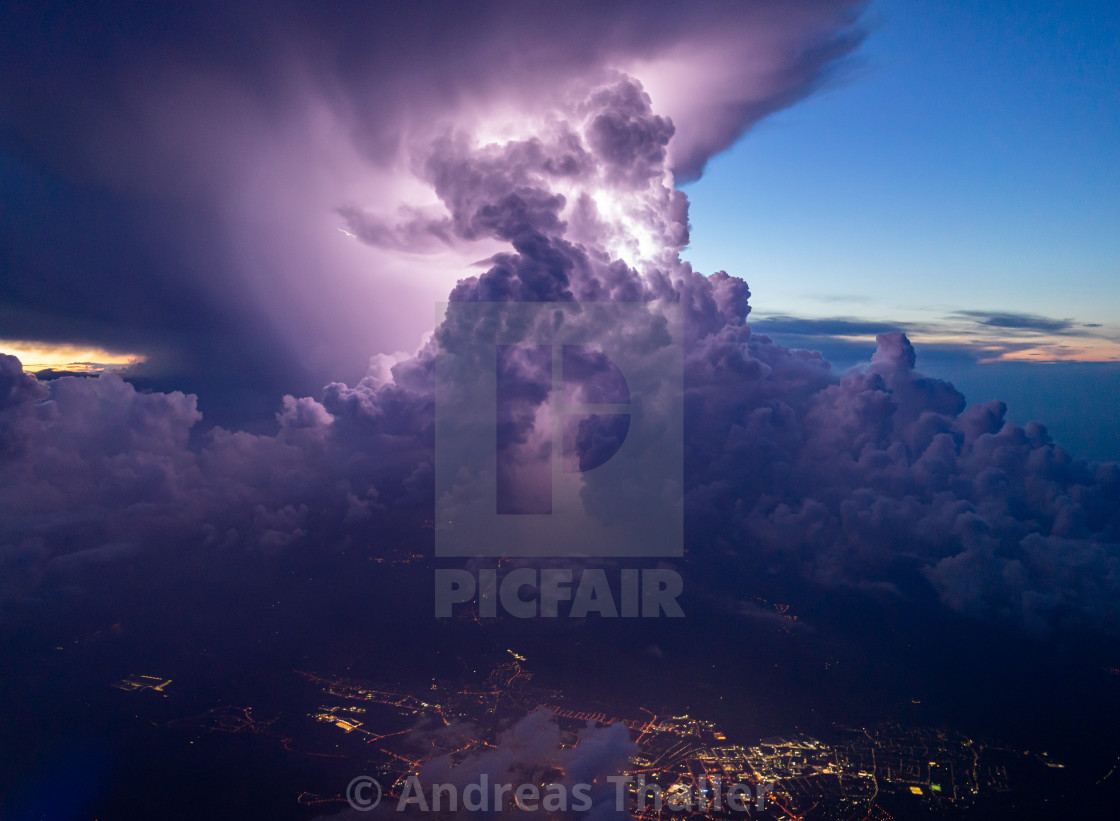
434 302 683 558
495 342 632 515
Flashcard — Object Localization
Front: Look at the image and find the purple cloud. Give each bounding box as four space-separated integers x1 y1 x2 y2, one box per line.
0 1 865 398
3 3 1119 640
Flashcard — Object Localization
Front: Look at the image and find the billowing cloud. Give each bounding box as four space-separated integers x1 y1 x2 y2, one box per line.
2 2 1119 643
0 0 864 422
3 63 1120 641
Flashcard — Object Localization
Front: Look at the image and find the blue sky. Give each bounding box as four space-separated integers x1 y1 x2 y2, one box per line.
684 0 1120 367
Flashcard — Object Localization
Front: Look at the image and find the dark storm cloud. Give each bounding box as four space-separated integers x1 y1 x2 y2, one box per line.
585 80 677 188
0 353 47 458
3 2 1119 640
0 149 327 426
0 0 864 421
688 329 1120 634
4 72 1120 642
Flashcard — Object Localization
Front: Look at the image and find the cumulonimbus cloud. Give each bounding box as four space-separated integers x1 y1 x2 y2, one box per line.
0 0 865 403
2 49 1120 639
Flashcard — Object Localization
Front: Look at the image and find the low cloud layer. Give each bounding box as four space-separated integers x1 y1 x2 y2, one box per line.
751 308 1120 366
953 311 1075 334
